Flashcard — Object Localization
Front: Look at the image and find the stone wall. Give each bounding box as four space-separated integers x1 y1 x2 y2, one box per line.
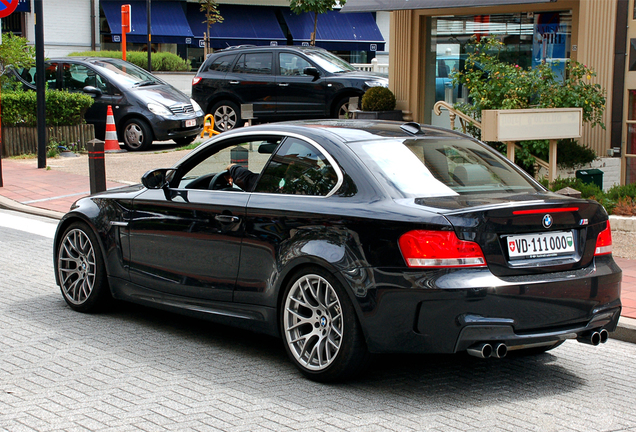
538 157 621 191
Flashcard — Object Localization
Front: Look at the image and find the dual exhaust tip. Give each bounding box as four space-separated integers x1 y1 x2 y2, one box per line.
577 328 609 346
467 329 609 358
467 342 508 359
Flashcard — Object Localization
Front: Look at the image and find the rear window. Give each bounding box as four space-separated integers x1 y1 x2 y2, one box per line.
351 138 542 198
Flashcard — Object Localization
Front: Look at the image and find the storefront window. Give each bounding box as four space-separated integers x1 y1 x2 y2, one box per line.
430 11 572 105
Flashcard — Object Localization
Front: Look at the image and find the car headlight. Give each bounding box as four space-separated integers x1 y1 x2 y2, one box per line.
365 80 388 88
191 99 204 116
148 102 172 117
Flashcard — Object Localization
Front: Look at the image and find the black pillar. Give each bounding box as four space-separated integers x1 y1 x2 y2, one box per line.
35 0 46 169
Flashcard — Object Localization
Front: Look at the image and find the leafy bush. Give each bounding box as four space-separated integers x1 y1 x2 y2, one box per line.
1 90 94 127
452 36 606 174
361 86 396 111
68 50 191 72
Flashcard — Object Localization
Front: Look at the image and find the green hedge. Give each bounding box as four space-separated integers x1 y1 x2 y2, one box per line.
544 177 636 215
68 50 191 72
1 90 94 127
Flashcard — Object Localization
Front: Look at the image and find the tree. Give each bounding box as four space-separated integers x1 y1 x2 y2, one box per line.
199 0 223 56
0 33 35 88
289 0 346 46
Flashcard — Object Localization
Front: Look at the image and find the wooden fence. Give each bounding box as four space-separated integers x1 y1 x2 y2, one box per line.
1 124 95 157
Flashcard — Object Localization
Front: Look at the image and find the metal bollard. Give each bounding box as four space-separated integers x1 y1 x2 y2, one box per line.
230 145 248 167
86 139 106 194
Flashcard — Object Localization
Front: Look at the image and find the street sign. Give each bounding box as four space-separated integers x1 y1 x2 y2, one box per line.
0 0 20 18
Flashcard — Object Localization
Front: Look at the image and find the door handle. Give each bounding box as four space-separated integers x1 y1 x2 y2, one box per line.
278 83 289 87
215 215 240 224
229 81 239 85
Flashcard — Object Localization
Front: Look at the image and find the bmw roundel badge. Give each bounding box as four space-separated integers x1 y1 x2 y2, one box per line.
542 214 553 229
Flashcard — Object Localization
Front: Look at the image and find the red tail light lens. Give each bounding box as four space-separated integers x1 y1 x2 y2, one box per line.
399 230 486 268
192 76 202 86
594 221 612 256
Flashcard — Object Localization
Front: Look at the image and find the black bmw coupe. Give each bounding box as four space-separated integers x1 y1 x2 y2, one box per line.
54 120 622 382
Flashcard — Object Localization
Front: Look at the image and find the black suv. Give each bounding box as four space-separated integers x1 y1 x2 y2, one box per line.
13 58 204 151
191 46 388 131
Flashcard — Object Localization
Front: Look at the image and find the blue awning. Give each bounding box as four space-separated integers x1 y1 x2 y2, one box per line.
187 3 286 49
16 0 30 13
281 9 385 52
102 0 194 44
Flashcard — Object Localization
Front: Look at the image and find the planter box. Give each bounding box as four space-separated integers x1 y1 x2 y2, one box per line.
352 110 404 121
1 124 95 157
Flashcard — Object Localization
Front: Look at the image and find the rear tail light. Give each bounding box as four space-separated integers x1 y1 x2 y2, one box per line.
594 221 612 256
192 76 202 86
399 230 486 268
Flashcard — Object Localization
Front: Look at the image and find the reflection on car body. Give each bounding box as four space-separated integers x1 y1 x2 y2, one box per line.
53 120 621 382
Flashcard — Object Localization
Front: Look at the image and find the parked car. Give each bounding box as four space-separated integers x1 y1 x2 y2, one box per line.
191 45 389 131
53 120 621 382
12 57 204 151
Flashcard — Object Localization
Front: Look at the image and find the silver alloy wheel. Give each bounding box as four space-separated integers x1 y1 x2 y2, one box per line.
214 104 237 131
283 274 343 371
124 123 145 149
58 229 96 305
337 101 351 119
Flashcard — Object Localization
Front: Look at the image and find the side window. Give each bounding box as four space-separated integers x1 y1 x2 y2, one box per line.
233 52 272 75
16 67 36 86
208 54 236 72
279 53 312 76
254 138 338 196
62 63 109 93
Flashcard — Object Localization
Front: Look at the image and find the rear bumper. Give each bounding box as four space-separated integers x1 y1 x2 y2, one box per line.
345 255 622 354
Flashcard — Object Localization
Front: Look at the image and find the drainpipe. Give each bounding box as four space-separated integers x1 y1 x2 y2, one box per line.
90 0 96 51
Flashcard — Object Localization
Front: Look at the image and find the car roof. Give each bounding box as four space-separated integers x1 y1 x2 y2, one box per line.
213 45 329 54
219 120 467 143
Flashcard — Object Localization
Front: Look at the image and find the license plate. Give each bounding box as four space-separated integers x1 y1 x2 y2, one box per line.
185 119 196 127
506 231 575 260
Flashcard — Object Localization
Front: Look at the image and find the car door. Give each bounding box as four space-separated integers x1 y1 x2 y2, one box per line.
126 139 272 302
223 51 276 118
276 52 326 117
61 62 123 140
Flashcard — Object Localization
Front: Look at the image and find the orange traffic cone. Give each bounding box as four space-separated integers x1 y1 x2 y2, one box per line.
104 105 122 152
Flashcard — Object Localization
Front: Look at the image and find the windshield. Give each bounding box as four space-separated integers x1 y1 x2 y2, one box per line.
90 59 163 88
350 137 542 198
304 50 356 73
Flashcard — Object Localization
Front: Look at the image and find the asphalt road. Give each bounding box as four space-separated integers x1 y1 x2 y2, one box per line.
1 209 636 432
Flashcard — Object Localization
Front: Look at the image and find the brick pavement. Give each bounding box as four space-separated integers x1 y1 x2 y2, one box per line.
1 220 636 431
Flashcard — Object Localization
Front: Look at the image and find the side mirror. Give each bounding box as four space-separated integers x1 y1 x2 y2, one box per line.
141 168 176 189
303 67 320 81
83 85 102 97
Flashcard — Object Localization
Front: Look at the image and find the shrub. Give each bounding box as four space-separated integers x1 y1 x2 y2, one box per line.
361 86 396 111
68 50 191 72
1 90 94 127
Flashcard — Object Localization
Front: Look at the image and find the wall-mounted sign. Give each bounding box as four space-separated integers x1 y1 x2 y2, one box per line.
481 108 582 142
370 44 377 51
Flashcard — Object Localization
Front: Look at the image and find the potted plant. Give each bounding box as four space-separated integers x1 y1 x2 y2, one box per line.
354 86 403 121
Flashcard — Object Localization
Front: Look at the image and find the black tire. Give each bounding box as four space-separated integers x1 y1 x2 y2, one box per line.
333 96 354 119
56 221 111 313
211 100 242 132
121 118 153 151
509 340 565 357
281 266 369 382
174 135 197 147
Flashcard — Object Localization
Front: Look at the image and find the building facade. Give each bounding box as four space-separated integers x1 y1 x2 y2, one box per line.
344 0 634 185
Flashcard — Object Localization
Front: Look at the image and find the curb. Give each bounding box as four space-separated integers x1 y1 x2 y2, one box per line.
0 194 64 220
609 215 636 232
613 316 636 344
